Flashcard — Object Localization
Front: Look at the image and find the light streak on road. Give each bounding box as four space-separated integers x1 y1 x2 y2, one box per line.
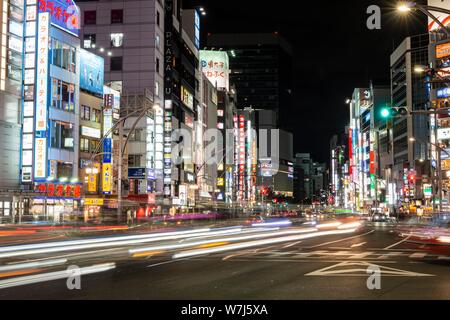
337 222 361 230
316 222 342 229
172 229 358 259
129 228 319 255
0 228 213 253
0 228 244 259
0 259 67 272
251 220 292 227
0 263 116 290
437 236 450 243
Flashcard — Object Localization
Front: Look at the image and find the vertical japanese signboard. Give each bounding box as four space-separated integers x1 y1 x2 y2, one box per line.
163 0 174 197
34 138 47 179
33 12 50 181
21 2 38 183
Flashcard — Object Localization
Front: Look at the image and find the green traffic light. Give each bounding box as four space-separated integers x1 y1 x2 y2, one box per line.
381 108 390 118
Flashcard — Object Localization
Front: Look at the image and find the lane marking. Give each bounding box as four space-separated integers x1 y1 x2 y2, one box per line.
222 246 277 261
351 242 367 248
147 259 188 268
305 230 375 249
409 253 427 259
378 252 403 259
349 252 374 259
282 241 302 248
384 235 411 250
267 251 297 257
438 256 450 260
305 261 434 277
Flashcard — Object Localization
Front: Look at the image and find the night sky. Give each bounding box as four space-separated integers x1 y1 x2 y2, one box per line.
185 0 428 163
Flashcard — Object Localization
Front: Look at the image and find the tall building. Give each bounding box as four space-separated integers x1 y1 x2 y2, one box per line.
78 1 203 210
0 0 23 220
429 38 450 208
294 153 313 203
348 85 391 212
77 0 164 207
390 34 430 207
255 109 294 200
197 73 218 201
206 33 294 129
330 131 348 208
17 1 86 221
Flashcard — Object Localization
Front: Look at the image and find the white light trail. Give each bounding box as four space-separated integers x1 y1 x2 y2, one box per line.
0 263 116 290
130 228 318 254
0 259 67 272
172 229 358 259
0 228 214 253
0 228 244 259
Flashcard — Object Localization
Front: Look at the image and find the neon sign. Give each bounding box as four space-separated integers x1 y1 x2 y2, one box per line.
38 0 80 36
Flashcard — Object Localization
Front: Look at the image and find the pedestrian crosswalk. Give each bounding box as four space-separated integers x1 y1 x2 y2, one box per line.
222 249 450 262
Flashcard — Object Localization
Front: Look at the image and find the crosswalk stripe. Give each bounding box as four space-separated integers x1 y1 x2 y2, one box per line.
349 252 374 259
409 253 427 259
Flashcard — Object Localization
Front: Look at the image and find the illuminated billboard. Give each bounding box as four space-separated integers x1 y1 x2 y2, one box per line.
181 86 194 109
200 50 230 91
35 12 50 132
38 0 80 36
80 49 104 96
428 0 450 32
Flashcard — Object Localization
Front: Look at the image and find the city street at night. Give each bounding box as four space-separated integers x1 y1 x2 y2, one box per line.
0 216 449 300
1 0 450 305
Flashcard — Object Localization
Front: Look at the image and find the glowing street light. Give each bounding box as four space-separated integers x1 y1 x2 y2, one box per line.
397 2 413 12
414 65 427 73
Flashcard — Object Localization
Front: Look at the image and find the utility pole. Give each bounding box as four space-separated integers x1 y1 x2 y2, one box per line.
118 120 124 222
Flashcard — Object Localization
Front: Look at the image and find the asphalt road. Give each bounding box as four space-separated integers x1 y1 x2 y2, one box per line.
0 221 449 300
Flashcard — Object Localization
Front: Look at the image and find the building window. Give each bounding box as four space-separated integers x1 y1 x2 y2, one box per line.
110 56 123 71
50 121 74 151
157 11 160 26
108 81 122 93
128 155 142 167
81 105 90 121
128 129 143 142
155 34 160 49
84 11 96 25
111 33 124 47
52 39 76 72
111 9 123 24
83 34 96 48
91 109 101 123
80 138 89 152
156 58 160 73
51 79 75 112
155 81 160 97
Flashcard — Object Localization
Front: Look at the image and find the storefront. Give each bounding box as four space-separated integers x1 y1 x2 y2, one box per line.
30 182 82 222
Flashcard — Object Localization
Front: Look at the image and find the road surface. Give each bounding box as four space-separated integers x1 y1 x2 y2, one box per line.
0 219 448 299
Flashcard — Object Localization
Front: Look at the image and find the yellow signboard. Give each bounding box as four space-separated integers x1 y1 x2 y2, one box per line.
84 198 104 206
102 163 112 194
87 163 100 193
